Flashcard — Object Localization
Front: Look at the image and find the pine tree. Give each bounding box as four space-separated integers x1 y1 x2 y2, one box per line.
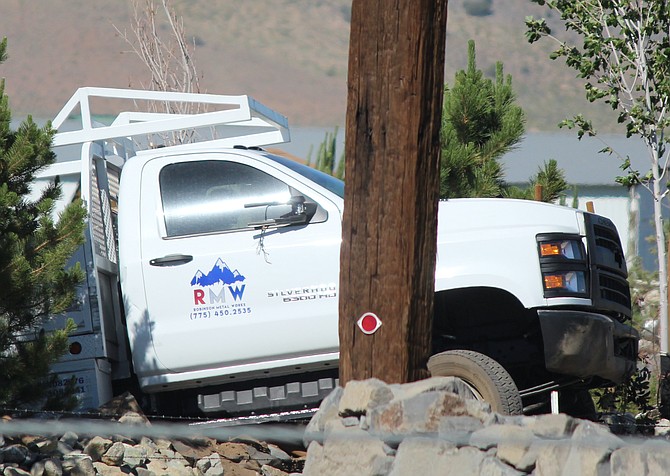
506 159 568 203
439 40 570 203
439 40 525 199
0 38 86 410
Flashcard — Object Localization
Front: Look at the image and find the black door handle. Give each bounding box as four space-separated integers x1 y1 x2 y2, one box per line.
149 254 193 267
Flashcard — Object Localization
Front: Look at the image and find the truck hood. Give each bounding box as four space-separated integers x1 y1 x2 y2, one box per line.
434 198 584 309
436 198 583 237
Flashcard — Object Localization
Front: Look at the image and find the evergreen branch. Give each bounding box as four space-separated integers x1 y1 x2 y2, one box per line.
32 226 80 256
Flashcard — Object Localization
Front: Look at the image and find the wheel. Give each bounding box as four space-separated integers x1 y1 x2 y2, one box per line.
427 349 523 415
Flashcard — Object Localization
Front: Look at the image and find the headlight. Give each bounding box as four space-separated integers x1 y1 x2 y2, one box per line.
543 271 587 294
539 239 583 260
537 234 589 298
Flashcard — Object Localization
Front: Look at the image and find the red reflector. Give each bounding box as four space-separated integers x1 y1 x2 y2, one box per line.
357 312 382 334
361 315 377 332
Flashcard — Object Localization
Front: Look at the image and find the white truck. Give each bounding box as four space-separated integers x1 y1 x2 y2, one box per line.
37 87 638 417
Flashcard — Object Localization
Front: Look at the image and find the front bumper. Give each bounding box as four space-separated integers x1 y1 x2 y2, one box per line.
538 310 638 384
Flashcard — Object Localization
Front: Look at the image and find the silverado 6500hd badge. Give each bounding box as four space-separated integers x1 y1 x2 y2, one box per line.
267 284 337 302
189 258 251 320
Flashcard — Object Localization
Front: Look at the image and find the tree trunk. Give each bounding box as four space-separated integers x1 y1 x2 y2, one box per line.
652 150 668 354
338 0 448 385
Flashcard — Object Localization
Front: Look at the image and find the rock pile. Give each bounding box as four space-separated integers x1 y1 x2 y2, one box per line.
0 432 303 476
4 379 670 475
0 393 306 476
302 377 670 475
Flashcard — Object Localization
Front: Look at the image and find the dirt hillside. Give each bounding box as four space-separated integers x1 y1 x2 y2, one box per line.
0 0 618 131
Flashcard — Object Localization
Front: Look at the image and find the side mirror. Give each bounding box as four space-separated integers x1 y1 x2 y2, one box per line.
246 195 309 228
275 195 308 225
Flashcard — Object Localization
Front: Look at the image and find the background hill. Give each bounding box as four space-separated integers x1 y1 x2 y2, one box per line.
0 0 619 132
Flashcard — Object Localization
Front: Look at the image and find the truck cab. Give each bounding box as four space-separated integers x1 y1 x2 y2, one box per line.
119 149 344 394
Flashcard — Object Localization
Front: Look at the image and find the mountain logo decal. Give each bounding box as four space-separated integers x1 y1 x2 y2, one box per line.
191 258 245 287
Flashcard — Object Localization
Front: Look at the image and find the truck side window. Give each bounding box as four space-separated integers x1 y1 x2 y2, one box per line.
159 160 292 237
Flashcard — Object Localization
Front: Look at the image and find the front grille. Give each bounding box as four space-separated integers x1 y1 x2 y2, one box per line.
599 274 632 308
593 224 626 272
586 214 632 319
594 224 619 246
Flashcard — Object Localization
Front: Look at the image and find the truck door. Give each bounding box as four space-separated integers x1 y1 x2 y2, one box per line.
137 152 341 379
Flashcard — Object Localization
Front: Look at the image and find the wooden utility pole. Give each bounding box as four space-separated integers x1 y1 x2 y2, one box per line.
339 0 448 384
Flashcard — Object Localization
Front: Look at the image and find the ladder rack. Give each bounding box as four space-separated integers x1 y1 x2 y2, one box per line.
52 87 290 152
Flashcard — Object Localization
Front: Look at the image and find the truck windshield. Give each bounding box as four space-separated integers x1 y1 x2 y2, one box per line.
266 153 344 199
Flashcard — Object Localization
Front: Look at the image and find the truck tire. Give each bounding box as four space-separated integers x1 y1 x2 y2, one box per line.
427 349 523 415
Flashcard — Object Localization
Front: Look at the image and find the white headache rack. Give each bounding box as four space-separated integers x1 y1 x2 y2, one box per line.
52 86 290 152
